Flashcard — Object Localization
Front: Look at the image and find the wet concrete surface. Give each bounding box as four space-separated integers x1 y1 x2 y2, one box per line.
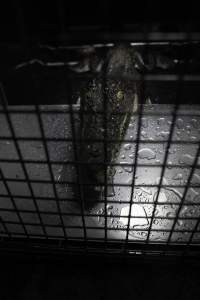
0 104 200 243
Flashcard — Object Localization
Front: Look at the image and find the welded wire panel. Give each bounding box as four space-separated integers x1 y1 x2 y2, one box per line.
0 102 200 255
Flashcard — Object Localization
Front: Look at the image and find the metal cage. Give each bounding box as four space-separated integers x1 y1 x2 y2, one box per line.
0 3 200 258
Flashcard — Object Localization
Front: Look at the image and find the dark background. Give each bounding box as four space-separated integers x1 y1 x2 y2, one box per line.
1 252 200 300
0 0 199 43
0 251 200 300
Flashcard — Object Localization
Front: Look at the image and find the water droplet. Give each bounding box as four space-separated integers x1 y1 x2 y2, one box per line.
191 136 197 141
166 211 175 218
157 131 170 139
141 232 147 237
176 118 184 129
142 118 148 128
120 205 148 228
191 173 200 185
155 159 161 164
106 205 113 210
186 125 191 130
129 153 134 159
124 144 131 150
179 154 194 165
138 148 156 160
169 148 175 154
155 209 159 216
191 118 198 129
123 166 133 173
153 219 159 225
177 220 184 227
173 173 183 180
157 118 165 126
153 190 168 203
167 161 173 169
186 188 199 202
141 131 148 138
107 185 115 197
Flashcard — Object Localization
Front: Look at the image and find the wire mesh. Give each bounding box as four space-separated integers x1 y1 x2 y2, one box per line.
1 34 200 257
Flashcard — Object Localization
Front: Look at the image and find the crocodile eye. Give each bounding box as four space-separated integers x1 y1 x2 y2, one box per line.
117 90 124 101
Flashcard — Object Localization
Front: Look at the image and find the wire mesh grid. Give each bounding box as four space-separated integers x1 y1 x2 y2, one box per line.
1 35 200 257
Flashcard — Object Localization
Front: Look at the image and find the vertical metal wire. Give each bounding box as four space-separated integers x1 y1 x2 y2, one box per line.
166 30 193 247
0 170 11 237
123 40 147 252
123 101 144 248
102 65 108 245
167 143 200 245
186 174 200 246
145 104 178 243
35 105 68 239
0 167 27 237
145 40 186 245
0 83 48 239
66 79 87 247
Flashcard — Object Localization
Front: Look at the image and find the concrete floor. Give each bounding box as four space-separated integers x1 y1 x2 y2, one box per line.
0 104 200 243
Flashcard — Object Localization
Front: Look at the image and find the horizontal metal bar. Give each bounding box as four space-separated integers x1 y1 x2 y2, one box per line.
0 207 200 219
0 194 197 205
0 136 200 144
1 235 199 248
0 159 199 170
0 177 199 189
0 109 200 117
60 31 200 42
1 220 200 233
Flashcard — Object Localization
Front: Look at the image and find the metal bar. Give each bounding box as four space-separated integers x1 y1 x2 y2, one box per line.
35 105 68 239
1 192 199 205
187 203 200 245
1 219 200 234
1 136 200 145
166 30 199 246
145 40 186 245
0 84 48 239
123 34 148 250
66 79 87 245
1 237 200 254
102 57 108 245
145 105 178 243
124 102 143 247
1 72 200 91
0 168 26 237
57 31 200 43
1 178 200 190
167 143 200 244
1 194 199 206
0 159 199 170
1 206 200 220
0 108 199 117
